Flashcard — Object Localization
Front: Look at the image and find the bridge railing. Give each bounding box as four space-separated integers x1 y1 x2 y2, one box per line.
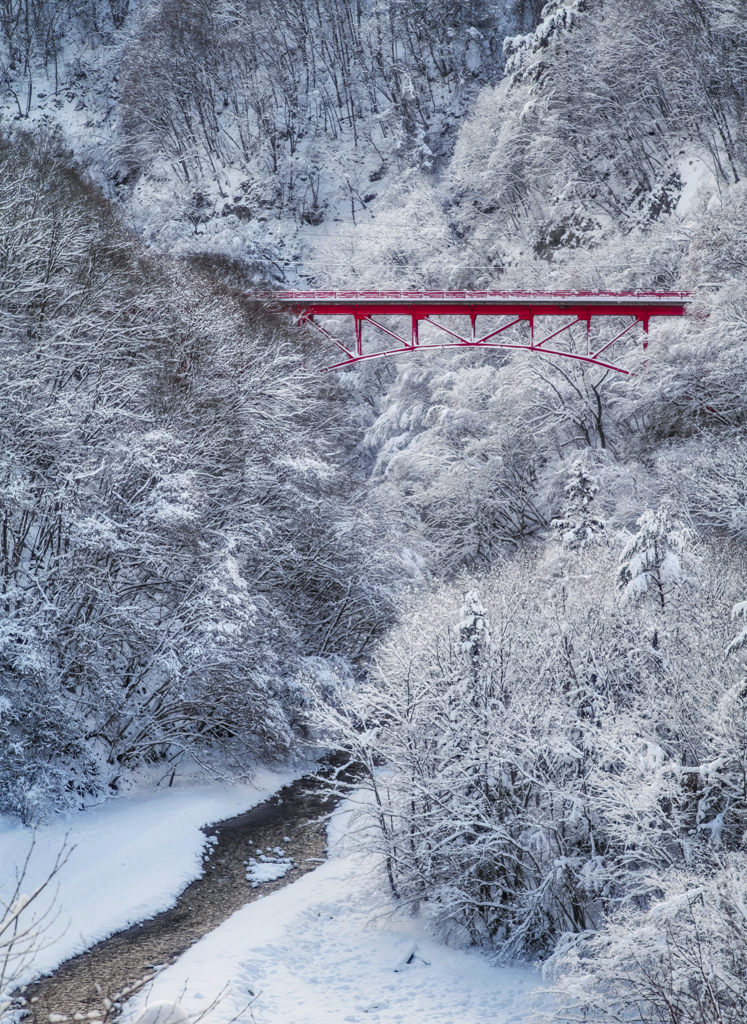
261 289 690 303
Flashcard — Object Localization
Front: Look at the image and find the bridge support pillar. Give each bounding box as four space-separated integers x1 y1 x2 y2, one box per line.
412 314 423 347
640 310 651 350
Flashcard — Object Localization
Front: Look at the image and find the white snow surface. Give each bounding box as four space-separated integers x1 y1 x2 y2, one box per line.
245 850 295 888
122 803 547 1024
0 769 299 986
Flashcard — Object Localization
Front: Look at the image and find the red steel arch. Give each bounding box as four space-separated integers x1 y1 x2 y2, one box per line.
260 290 690 374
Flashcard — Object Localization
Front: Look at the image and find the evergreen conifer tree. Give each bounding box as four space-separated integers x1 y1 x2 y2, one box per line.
552 458 606 550
618 504 693 610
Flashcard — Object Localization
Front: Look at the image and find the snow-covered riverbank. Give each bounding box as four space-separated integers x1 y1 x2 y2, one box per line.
0 770 299 987
120 803 548 1024
1 781 547 1024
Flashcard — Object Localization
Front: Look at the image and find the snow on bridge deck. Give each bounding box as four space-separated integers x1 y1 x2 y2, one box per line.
256 290 691 374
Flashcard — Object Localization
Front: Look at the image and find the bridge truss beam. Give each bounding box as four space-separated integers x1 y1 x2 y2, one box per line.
262 291 690 374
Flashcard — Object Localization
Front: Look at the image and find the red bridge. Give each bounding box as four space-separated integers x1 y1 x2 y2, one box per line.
262 290 691 374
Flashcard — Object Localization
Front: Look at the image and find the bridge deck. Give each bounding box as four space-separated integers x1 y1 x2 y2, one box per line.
266 289 689 313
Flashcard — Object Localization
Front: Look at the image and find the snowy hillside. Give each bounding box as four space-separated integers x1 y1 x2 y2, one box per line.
3 0 747 1022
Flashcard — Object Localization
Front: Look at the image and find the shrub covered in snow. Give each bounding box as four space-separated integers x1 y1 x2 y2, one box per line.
309 535 747 962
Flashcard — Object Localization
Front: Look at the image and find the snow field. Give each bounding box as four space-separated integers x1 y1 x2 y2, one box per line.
0 769 300 987
122 803 547 1024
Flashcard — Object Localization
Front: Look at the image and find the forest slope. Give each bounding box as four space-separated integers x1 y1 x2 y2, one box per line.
2 1 747 1022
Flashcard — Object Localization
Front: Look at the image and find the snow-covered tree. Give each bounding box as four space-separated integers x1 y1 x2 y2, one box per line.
457 591 492 667
727 599 747 658
544 859 747 1024
618 504 694 610
552 458 606 549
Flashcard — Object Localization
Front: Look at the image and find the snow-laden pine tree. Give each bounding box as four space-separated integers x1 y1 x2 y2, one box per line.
727 598 747 657
618 504 694 610
457 591 492 667
552 458 606 549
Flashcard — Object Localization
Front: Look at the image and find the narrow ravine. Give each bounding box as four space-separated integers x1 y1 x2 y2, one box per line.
21 773 338 1024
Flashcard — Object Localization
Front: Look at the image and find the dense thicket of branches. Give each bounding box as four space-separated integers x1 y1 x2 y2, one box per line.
0 132 399 822
0 0 126 118
445 0 747 278
327 0 747 289
310 521 747 1017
